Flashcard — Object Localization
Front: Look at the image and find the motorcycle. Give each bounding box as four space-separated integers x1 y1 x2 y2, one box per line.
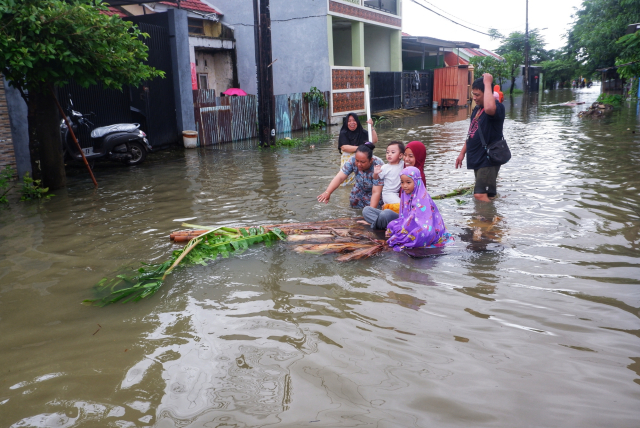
60 97 152 166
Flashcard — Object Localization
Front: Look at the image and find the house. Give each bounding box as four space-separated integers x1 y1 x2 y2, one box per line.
213 0 404 123
115 0 238 96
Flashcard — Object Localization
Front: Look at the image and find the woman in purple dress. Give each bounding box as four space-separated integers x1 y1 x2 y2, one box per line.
386 167 454 251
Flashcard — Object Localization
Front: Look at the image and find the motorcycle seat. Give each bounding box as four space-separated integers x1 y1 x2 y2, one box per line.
91 123 140 139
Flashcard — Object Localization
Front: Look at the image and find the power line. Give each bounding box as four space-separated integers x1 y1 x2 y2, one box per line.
408 0 504 38
419 0 525 33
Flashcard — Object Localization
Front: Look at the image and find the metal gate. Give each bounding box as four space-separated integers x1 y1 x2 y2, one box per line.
57 22 177 150
402 70 433 109
130 22 177 148
369 72 401 113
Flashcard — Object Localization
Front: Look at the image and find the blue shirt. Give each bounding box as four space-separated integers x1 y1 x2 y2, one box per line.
341 156 384 208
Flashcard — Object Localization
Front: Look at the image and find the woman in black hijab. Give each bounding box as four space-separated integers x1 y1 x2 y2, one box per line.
338 113 378 154
338 113 378 186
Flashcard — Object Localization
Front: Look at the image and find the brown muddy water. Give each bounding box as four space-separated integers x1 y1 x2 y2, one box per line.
1 86 639 427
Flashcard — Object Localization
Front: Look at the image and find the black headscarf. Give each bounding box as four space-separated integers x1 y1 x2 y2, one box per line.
338 112 368 153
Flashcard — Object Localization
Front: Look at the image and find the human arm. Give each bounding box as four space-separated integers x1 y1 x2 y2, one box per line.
370 185 383 208
455 141 467 169
317 171 348 203
483 73 497 116
367 119 378 144
340 145 359 154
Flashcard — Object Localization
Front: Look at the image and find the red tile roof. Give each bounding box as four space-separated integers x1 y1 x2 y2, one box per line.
101 6 128 17
160 0 222 15
402 32 412 37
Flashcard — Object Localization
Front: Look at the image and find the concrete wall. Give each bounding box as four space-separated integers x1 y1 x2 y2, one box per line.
0 78 16 174
213 0 330 96
364 24 391 72
333 27 352 66
194 50 235 94
1 77 30 178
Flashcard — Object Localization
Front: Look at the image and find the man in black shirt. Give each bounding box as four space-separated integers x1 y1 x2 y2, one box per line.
455 74 505 202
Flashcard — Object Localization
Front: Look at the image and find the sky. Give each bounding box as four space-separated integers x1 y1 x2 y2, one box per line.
402 0 586 52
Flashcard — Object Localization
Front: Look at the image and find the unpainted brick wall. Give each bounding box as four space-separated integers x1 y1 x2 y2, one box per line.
0 76 17 174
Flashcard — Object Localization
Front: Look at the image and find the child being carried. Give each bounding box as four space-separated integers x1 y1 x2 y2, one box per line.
373 141 405 205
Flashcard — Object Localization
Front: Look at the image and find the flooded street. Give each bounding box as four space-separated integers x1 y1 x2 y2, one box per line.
1 86 639 427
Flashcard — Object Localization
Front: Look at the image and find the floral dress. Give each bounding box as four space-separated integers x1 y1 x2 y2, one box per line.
341 156 384 209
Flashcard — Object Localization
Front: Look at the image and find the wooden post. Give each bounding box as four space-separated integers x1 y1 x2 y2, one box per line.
252 0 275 147
260 0 276 146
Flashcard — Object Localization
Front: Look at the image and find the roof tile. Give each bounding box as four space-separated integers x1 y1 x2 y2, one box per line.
160 0 221 15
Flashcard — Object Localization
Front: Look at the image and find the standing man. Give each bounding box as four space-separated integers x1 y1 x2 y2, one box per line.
455 74 505 202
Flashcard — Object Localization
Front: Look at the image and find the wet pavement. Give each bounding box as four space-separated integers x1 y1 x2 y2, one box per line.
1 86 639 427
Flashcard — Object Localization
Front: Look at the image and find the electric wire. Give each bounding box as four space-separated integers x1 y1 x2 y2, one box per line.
408 0 505 38
417 0 523 32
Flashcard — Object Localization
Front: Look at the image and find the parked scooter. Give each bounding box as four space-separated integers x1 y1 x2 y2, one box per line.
60 97 152 166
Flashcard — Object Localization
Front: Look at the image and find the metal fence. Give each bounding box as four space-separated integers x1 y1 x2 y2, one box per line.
193 90 330 145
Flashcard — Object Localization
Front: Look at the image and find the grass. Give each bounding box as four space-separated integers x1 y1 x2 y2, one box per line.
274 132 333 148
509 89 524 95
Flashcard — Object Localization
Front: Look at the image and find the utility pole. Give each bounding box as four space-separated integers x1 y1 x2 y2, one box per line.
524 0 529 94
252 0 275 147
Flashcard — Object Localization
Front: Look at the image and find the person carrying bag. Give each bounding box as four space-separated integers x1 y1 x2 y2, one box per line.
455 74 508 202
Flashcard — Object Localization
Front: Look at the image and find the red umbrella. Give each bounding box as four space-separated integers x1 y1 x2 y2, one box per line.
223 88 248 96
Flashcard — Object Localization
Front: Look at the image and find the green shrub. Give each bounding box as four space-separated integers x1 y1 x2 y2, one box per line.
20 172 54 201
596 93 623 107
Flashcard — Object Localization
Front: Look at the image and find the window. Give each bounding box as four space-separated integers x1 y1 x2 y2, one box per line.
188 18 204 35
364 0 397 14
198 74 208 90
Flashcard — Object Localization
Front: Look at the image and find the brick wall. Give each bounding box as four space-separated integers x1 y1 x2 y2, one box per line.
0 76 17 174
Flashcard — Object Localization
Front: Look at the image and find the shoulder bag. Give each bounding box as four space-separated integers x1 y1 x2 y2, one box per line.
477 115 511 166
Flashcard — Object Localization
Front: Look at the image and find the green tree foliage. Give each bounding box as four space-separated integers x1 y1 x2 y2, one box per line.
503 52 525 94
566 0 640 76
469 56 508 87
615 31 640 78
495 30 549 63
0 0 164 189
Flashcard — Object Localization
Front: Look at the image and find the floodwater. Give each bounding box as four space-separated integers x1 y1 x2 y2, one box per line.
1 86 639 428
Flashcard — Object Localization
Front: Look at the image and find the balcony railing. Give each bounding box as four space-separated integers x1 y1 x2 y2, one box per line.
337 0 398 15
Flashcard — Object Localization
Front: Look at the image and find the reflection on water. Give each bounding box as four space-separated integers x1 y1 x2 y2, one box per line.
2 86 640 427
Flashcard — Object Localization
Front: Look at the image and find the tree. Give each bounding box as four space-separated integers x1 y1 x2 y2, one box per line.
469 56 508 87
566 0 640 76
496 30 549 64
503 52 524 95
541 49 581 89
615 31 640 79
0 0 164 189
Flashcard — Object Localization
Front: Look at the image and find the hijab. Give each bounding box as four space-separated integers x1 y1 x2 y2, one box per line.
386 167 452 251
405 141 426 185
494 85 504 103
338 113 367 152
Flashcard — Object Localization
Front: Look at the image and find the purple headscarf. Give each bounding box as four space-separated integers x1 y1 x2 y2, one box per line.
386 167 453 251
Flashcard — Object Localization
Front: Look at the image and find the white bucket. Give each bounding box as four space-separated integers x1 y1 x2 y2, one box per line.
182 130 198 149
432 101 438 109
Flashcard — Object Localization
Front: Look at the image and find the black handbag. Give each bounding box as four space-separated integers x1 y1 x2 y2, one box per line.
477 118 511 165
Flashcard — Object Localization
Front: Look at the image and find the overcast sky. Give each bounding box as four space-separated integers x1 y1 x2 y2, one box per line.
402 0 585 52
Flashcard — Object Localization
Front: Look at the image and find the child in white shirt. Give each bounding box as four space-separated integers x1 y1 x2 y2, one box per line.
374 141 405 205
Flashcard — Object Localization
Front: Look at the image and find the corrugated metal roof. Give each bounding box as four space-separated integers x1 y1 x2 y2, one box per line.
160 0 222 15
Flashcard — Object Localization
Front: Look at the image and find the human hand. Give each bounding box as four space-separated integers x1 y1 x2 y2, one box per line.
366 118 373 126
374 164 382 175
317 191 331 204
455 154 465 169
483 73 493 85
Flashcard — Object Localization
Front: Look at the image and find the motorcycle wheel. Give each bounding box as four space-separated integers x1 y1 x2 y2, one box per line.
125 141 147 166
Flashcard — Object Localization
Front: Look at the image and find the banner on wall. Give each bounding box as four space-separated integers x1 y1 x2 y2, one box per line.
191 63 198 90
